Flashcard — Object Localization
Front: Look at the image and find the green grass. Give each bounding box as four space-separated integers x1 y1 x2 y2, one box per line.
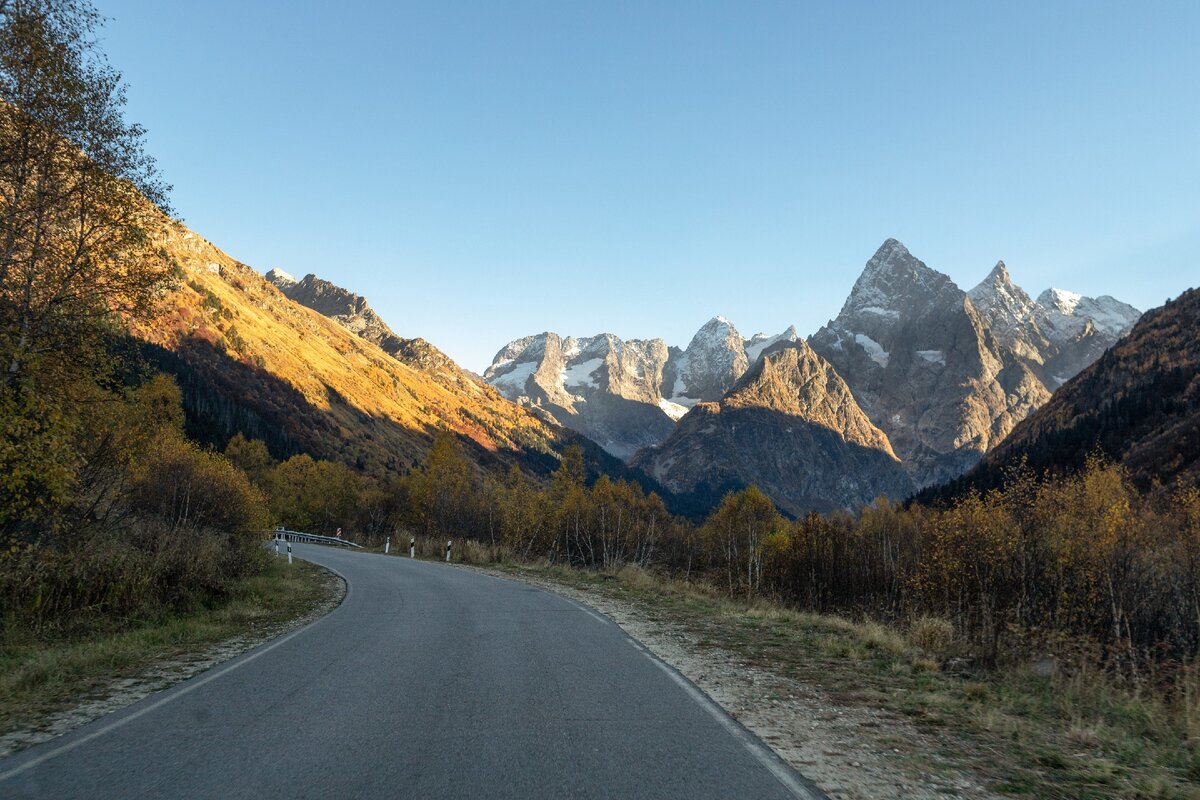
492 561 1200 800
0 558 333 735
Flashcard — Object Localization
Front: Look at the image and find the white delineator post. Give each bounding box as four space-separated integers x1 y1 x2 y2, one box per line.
274 537 279 555
445 540 452 562
409 537 415 558
287 541 293 565
385 536 390 554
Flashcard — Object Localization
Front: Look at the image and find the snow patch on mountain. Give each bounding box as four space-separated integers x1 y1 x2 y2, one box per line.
854 333 890 367
264 268 297 287
916 349 946 365
563 357 603 388
489 360 536 394
1036 289 1140 342
658 398 690 421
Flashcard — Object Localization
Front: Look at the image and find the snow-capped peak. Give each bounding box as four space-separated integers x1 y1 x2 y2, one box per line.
745 326 799 363
838 238 959 322
1038 288 1082 315
985 260 1011 284
1036 288 1140 342
265 267 297 287
969 261 1033 316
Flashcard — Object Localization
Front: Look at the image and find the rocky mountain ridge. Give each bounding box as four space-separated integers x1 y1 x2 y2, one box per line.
485 317 802 458
125 221 607 483
265 269 468 388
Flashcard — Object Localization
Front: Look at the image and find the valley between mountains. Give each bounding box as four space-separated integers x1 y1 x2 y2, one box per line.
153 221 1150 519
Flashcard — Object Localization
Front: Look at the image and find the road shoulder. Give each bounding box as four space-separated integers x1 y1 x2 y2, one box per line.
461 562 1002 800
0 558 344 758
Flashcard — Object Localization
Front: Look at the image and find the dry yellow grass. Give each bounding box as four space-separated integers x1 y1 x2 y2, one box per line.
125 217 564 474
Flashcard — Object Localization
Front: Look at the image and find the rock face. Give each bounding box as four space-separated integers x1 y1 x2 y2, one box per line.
929 286 1200 497
484 332 676 459
485 319 797 459
808 240 1048 487
663 316 749 404
809 241 1141 489
632 341 913 515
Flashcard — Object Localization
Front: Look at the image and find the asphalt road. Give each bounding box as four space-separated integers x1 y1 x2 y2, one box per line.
0 545 824 799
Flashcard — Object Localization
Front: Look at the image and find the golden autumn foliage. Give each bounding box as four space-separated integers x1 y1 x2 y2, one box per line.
2 374 271 632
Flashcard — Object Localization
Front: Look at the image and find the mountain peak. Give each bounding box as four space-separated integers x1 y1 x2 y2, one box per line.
1038 287 1082 314
874 238 911 260
839 239 958 321
265 267 297 287
969 260 1030 308
701 315 736 331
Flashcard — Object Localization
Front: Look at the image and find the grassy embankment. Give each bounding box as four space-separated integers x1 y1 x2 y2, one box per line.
0 557 332 736
386 536 1200 800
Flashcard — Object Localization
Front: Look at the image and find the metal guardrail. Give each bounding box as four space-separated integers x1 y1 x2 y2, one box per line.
271 529 363 549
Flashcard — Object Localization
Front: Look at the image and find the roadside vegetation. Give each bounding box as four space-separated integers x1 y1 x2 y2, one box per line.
0 0 333 736
349 437 1200 799
1 558 329 737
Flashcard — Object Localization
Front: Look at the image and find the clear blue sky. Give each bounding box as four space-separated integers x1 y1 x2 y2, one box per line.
99 1 1198 371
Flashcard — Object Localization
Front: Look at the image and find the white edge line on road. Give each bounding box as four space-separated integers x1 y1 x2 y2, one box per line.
639 651 828 800
562 597 611 626
454 561 826 798
0 556 349 785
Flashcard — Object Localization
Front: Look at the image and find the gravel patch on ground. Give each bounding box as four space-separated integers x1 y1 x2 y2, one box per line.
470 565 1003 800
0 568 345 759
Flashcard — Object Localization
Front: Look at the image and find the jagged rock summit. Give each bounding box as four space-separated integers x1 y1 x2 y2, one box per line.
808 240 1039 487
935 286 1199 497
810 239 1140 488
968 264 1141 389
484 332 676 459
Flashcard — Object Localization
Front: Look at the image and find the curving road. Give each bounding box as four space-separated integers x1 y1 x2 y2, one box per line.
0 545 824 799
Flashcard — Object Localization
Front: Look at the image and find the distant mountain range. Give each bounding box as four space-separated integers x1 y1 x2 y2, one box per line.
485 239 1142 511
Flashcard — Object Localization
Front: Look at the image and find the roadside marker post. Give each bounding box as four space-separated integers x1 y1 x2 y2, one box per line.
445 540 452 562
385 536 390 554
287 541 292 565
274 538 279 555
410 537 415 558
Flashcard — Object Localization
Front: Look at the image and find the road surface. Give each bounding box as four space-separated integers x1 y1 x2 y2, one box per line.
0 545 823 799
